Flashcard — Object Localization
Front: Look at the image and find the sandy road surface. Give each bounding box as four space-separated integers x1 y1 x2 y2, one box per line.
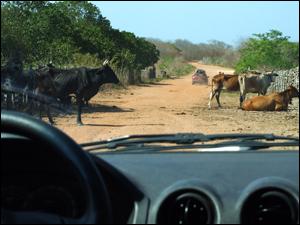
54 62 299 143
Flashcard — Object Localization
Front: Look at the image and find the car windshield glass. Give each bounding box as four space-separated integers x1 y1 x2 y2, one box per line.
1 1 299 151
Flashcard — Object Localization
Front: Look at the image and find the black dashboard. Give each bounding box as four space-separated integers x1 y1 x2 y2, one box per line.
96 151 299 224
2 133 299 224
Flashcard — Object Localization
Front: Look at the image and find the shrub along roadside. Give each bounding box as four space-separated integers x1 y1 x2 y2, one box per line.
148 30 299 73
157 56 196 78
1 1 159 75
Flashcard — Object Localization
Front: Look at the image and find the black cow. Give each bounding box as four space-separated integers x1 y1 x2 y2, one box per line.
36 60 120 125
1 62 35 110
1 61 21 109
1 68 14 109
82 83 106 107
1 55 41 113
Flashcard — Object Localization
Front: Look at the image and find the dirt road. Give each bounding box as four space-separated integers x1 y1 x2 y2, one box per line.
54 62 299 143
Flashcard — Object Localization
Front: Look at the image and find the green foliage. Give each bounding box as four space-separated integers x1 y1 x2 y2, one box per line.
158 56 174 71
148 38 239 68
1 1 159 70
173 62 195 77
111 49 136 73
157 56 195 77
235 30 299 73
147 38 182 57
68 53 102 68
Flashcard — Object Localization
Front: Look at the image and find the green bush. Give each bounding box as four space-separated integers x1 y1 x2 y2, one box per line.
1 1 159 71
235 30 299 73
157 56 195 77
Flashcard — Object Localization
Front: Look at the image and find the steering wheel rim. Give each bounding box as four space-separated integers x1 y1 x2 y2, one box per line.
1 110 112 224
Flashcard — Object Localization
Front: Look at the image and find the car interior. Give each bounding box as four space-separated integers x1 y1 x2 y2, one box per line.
2 1 299 224
1 110 299 224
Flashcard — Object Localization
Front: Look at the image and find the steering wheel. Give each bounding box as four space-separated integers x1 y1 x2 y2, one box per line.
1 110 112 224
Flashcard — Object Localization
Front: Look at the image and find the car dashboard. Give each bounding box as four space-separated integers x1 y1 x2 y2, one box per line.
96 151 299 224
1 133 299 224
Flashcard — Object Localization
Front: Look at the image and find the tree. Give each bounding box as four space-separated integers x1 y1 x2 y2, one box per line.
235 30 299 73
1 1 159 70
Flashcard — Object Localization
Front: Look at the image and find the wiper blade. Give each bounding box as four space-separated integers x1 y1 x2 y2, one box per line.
80 133 299 152
90 140 298 154
81 133 209 149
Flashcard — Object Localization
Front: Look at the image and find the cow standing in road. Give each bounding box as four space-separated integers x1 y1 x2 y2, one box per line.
1 60 35 110
208 72 239 109
36 60 120 125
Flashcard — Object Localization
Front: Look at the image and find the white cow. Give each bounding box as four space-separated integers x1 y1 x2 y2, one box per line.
238 71 278 107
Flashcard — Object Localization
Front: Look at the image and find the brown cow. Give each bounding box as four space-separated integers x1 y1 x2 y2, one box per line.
242 85 299 111
208 72 239 109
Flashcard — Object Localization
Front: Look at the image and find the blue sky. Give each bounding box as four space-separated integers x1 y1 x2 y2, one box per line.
92 1 299 46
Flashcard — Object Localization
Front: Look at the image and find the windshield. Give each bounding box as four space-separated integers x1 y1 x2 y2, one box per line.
1 1 299 150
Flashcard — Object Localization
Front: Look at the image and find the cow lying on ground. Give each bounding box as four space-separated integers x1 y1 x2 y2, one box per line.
242 85 299 111
208 72 239 109
238 71 278 107
36 60 120 125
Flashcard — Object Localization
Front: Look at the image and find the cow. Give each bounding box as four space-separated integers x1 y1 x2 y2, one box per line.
20 74 39 110
35 60 120 125
1 62 23 109
31 67 58 124
15 68 38 107
1 55 42 112
238 71 278 107
1 60 38 111
242 85 299 111
82 83 102 107
1 74 14 109
208 72 239 109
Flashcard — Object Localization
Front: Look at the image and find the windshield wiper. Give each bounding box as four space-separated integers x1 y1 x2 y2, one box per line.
80 133 299 152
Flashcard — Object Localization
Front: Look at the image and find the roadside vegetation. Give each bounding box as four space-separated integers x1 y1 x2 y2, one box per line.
147 38 196 78
1 1 298 82
158 56 195 77
1 1 159 73
149 30 299 74
235 30 299 73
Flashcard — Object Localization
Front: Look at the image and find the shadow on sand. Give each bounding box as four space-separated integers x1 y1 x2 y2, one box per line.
84 123 165 127
82 104 134 113
136 82 172 87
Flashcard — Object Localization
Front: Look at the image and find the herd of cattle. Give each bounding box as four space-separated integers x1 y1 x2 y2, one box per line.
208 71 299 111
1 59 299 126
1 59 120 125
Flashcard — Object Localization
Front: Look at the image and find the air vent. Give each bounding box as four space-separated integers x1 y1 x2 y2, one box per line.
241 188 298 224
157 190 215 224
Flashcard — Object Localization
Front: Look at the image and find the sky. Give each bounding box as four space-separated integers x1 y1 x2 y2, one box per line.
92 1 299 46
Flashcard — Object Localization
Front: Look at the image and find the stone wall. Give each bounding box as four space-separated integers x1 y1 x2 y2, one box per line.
268 67 299 93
